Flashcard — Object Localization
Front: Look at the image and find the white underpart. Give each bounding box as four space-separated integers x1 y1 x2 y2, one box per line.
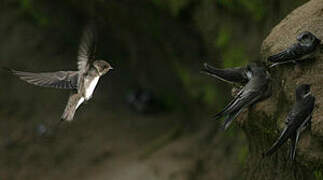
303 92 311 98
76 97 85 110
246 71 252 79
85 76 100 100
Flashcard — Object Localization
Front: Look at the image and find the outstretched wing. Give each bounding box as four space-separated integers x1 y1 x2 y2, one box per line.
77 26 97 74
9 69 78 89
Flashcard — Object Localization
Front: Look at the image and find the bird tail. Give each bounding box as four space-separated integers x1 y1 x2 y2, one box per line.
262 128 290 158
213 111 224 120
213 95 242 129
289 134 297 161
61 93 84 122
221 108 243 131
263 141 282 158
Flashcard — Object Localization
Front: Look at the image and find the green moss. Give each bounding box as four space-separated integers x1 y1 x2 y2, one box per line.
238 144 248 165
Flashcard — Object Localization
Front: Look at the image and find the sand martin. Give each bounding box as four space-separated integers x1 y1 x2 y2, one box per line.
263 84 315 160
214 64 271 130
7 27 113 121
201 62 250 85
268 31 321 68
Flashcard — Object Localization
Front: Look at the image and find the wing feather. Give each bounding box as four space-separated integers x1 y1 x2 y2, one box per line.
268 43 306 63
201 63 248 84
10 69 78 89
77 26 97 74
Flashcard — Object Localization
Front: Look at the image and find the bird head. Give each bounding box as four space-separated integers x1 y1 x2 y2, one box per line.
246 63 260 76
246 63 269 81
93 60 113 76
296 84 311 100
297 31 319 46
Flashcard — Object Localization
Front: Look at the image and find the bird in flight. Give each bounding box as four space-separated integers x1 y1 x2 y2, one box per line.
7 26 113 121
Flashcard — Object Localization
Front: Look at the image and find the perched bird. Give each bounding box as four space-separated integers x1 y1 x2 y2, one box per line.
201 62 250 85
6 26 113 121
268 31 321 67
263 84 315 160
214 64 271 130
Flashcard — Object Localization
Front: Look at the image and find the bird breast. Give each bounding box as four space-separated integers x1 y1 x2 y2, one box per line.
76 97 85 109
84 76 100 100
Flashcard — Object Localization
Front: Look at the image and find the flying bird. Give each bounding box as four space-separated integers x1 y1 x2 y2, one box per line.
214 64 271 130
263 84 315 160
201 62 250 85
268 31 321 67
6 26 113 121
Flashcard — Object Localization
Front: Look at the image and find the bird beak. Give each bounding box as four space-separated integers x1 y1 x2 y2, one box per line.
110 66 114 70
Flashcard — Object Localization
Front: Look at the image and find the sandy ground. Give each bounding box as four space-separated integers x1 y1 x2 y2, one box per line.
0 104 245 180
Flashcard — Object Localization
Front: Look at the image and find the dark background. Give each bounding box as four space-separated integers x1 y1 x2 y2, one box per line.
0 0 308 179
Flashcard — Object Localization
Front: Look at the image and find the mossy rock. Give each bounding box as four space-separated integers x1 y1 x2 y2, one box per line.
241 0 323 179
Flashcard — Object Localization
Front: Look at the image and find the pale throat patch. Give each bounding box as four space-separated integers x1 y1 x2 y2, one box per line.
303 92 311 98
246 71 252 79
85 76 100 100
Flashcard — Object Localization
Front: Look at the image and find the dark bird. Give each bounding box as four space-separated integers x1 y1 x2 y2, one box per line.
201 62 250 85
6 26 113 121
263 84 315 160
214 64 271 130
268 31 321 67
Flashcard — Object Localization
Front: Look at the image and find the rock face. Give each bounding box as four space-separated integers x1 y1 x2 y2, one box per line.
241 0 323 179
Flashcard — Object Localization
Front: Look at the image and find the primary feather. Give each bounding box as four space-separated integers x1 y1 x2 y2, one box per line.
9 69 78 89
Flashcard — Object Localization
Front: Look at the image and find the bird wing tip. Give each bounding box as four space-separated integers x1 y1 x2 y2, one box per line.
213 113 222 120
220 125 227 131
2 67 12 73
